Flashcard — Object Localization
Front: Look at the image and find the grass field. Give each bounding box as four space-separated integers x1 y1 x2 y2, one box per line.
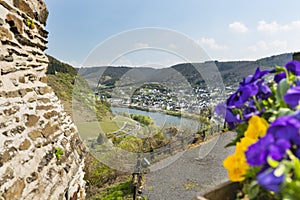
77 121 102 140
114 116 135 127
99 118 120 134
77 117 136 140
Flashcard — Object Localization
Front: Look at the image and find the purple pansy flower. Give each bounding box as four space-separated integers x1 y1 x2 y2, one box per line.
285 60 300 75
217 61 300 195
214 103 239 122
240 68 270 86
284 86 300 108
296 148 300 159
240 83 259 102
246 113 300 166
242 100 262 120
268 139 291 160
274 72 286 83
267 115 300 145
246 134 275 166
215 67 271 127
257 79 272 99
274 60 300 83
226 83 259 109
214 103 239 129
226 91 244 109
257 168 284 193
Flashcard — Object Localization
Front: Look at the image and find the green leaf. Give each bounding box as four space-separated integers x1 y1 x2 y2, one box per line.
289 73 298 84
277 108 294 117
276 79 290 107
225 123 247 147
246 181 260 199
262 109 278 122
287 150 300 180
54 147 63 159
282 180 300 200
244 166 261 179
268 114 277 122
294 158 300 180
275 65 286 73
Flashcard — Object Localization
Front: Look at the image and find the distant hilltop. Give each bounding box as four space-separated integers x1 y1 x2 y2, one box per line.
78 53 293 89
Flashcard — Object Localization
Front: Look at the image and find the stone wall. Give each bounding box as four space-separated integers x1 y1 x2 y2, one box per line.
0 0 85 199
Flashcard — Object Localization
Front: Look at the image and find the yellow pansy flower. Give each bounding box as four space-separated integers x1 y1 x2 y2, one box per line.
223 152 249 182
236 137 256 153
223 115 269 182
244 115 269 140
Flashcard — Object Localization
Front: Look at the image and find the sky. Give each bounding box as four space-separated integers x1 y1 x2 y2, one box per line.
44 0 300 67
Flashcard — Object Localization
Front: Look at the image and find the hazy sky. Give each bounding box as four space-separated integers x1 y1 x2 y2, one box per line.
44 0 300 67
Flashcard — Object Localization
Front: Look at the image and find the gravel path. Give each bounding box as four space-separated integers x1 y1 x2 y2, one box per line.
143 132 236 200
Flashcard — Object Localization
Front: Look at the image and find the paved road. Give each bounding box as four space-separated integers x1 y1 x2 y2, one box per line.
144 132 236 200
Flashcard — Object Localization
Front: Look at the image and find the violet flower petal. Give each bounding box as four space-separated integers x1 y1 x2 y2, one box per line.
284 86 300 108
257 169 284 193
285 60 300 75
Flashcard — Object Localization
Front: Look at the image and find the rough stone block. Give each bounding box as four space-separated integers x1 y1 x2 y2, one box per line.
35 86 52 95
27 74 37 82
10 125 25 135
41 122 58 138
0 27 13 41
28 130 42 140
36 104 54 110
10 78 18 86
1 39 21 48
19 139 31 150
1 66 17 75
38 97 50 103
6 13 23 35
38 7 48 25
25 114 40 127
0 54 13 62
38 27 48 38
3 106 20 116
0 147 17 164
43 110 58 119
13 0 35 19
26 172 38 183
0 167 14 186
3 90 18 98
4 179 25 200
0 0 14 12
27 56 33 61
38 152 53 172
39 75 47 83
18 76 26 83
8 48 29 57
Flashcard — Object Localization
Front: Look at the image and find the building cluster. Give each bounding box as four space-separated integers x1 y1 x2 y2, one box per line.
109 84 237 114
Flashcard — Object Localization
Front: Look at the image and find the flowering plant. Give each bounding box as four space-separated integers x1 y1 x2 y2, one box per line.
215 60 300 199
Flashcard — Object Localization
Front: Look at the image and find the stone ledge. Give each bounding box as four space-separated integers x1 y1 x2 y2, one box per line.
194 181 242 200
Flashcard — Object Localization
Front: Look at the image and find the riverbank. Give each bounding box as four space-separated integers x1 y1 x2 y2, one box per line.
111 104 201 121
111 106 200 130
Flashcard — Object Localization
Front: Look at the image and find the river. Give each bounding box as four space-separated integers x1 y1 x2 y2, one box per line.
111 107 200 131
